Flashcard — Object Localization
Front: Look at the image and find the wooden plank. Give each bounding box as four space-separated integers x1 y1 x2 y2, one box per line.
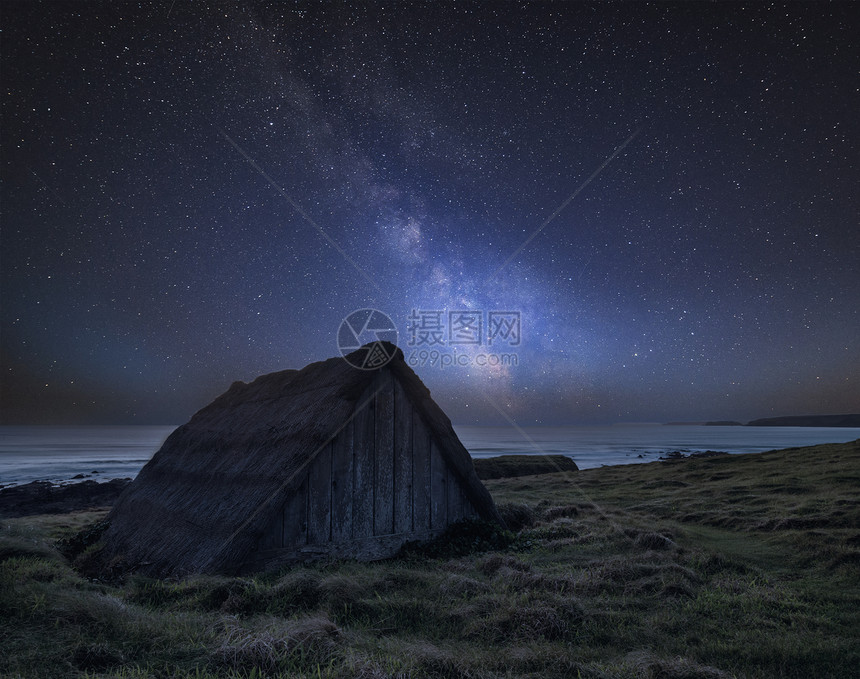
412 411 431 531
374 371 395 536
282 474 308 548
330 420 353 543
447 466 464 522
352 383 375 539
393 380 413 535
430 439 447 529
307 441 332 544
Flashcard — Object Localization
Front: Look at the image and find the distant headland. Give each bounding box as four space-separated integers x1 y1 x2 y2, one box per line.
745 414 860 427
666 414 860 427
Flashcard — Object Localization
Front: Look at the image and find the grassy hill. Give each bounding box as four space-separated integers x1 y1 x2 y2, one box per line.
1 440 858 678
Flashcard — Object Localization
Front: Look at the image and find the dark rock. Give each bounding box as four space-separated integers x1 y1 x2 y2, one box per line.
690 450 730 458
660 450 730 461
0 478 131 518
72 473 89 479
474 454 578 480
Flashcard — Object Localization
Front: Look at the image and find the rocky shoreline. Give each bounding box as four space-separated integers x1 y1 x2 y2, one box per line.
658 449 730 460
0 449 733 519
0 478 131 518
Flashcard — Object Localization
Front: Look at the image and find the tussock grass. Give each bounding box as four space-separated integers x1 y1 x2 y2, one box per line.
618 650 734 678
1 439 858 678
0 520 67 564
215 613 340 671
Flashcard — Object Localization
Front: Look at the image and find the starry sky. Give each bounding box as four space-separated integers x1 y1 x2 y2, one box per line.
2 1 858 426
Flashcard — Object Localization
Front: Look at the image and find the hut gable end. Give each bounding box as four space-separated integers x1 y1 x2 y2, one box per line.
244 370 482 570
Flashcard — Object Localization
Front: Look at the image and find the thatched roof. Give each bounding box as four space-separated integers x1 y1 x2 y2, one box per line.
99 342 503 576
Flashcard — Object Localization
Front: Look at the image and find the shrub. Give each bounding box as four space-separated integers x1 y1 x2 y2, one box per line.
496 503 537 531
399 519 514 560
319 573 365 610
55 519 110 561
267 570 323 614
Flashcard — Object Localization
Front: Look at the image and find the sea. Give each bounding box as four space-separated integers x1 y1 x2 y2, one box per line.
1 424 858 488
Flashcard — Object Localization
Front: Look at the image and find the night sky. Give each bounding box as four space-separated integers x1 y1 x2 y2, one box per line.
2 1 858 425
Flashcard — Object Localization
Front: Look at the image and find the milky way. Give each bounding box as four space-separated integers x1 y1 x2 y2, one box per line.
2 2 858 424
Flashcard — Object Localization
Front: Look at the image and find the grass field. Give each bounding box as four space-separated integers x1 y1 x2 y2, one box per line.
1 440 858 678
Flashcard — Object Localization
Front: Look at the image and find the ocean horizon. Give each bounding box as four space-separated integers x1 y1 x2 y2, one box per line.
1 423 858 487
